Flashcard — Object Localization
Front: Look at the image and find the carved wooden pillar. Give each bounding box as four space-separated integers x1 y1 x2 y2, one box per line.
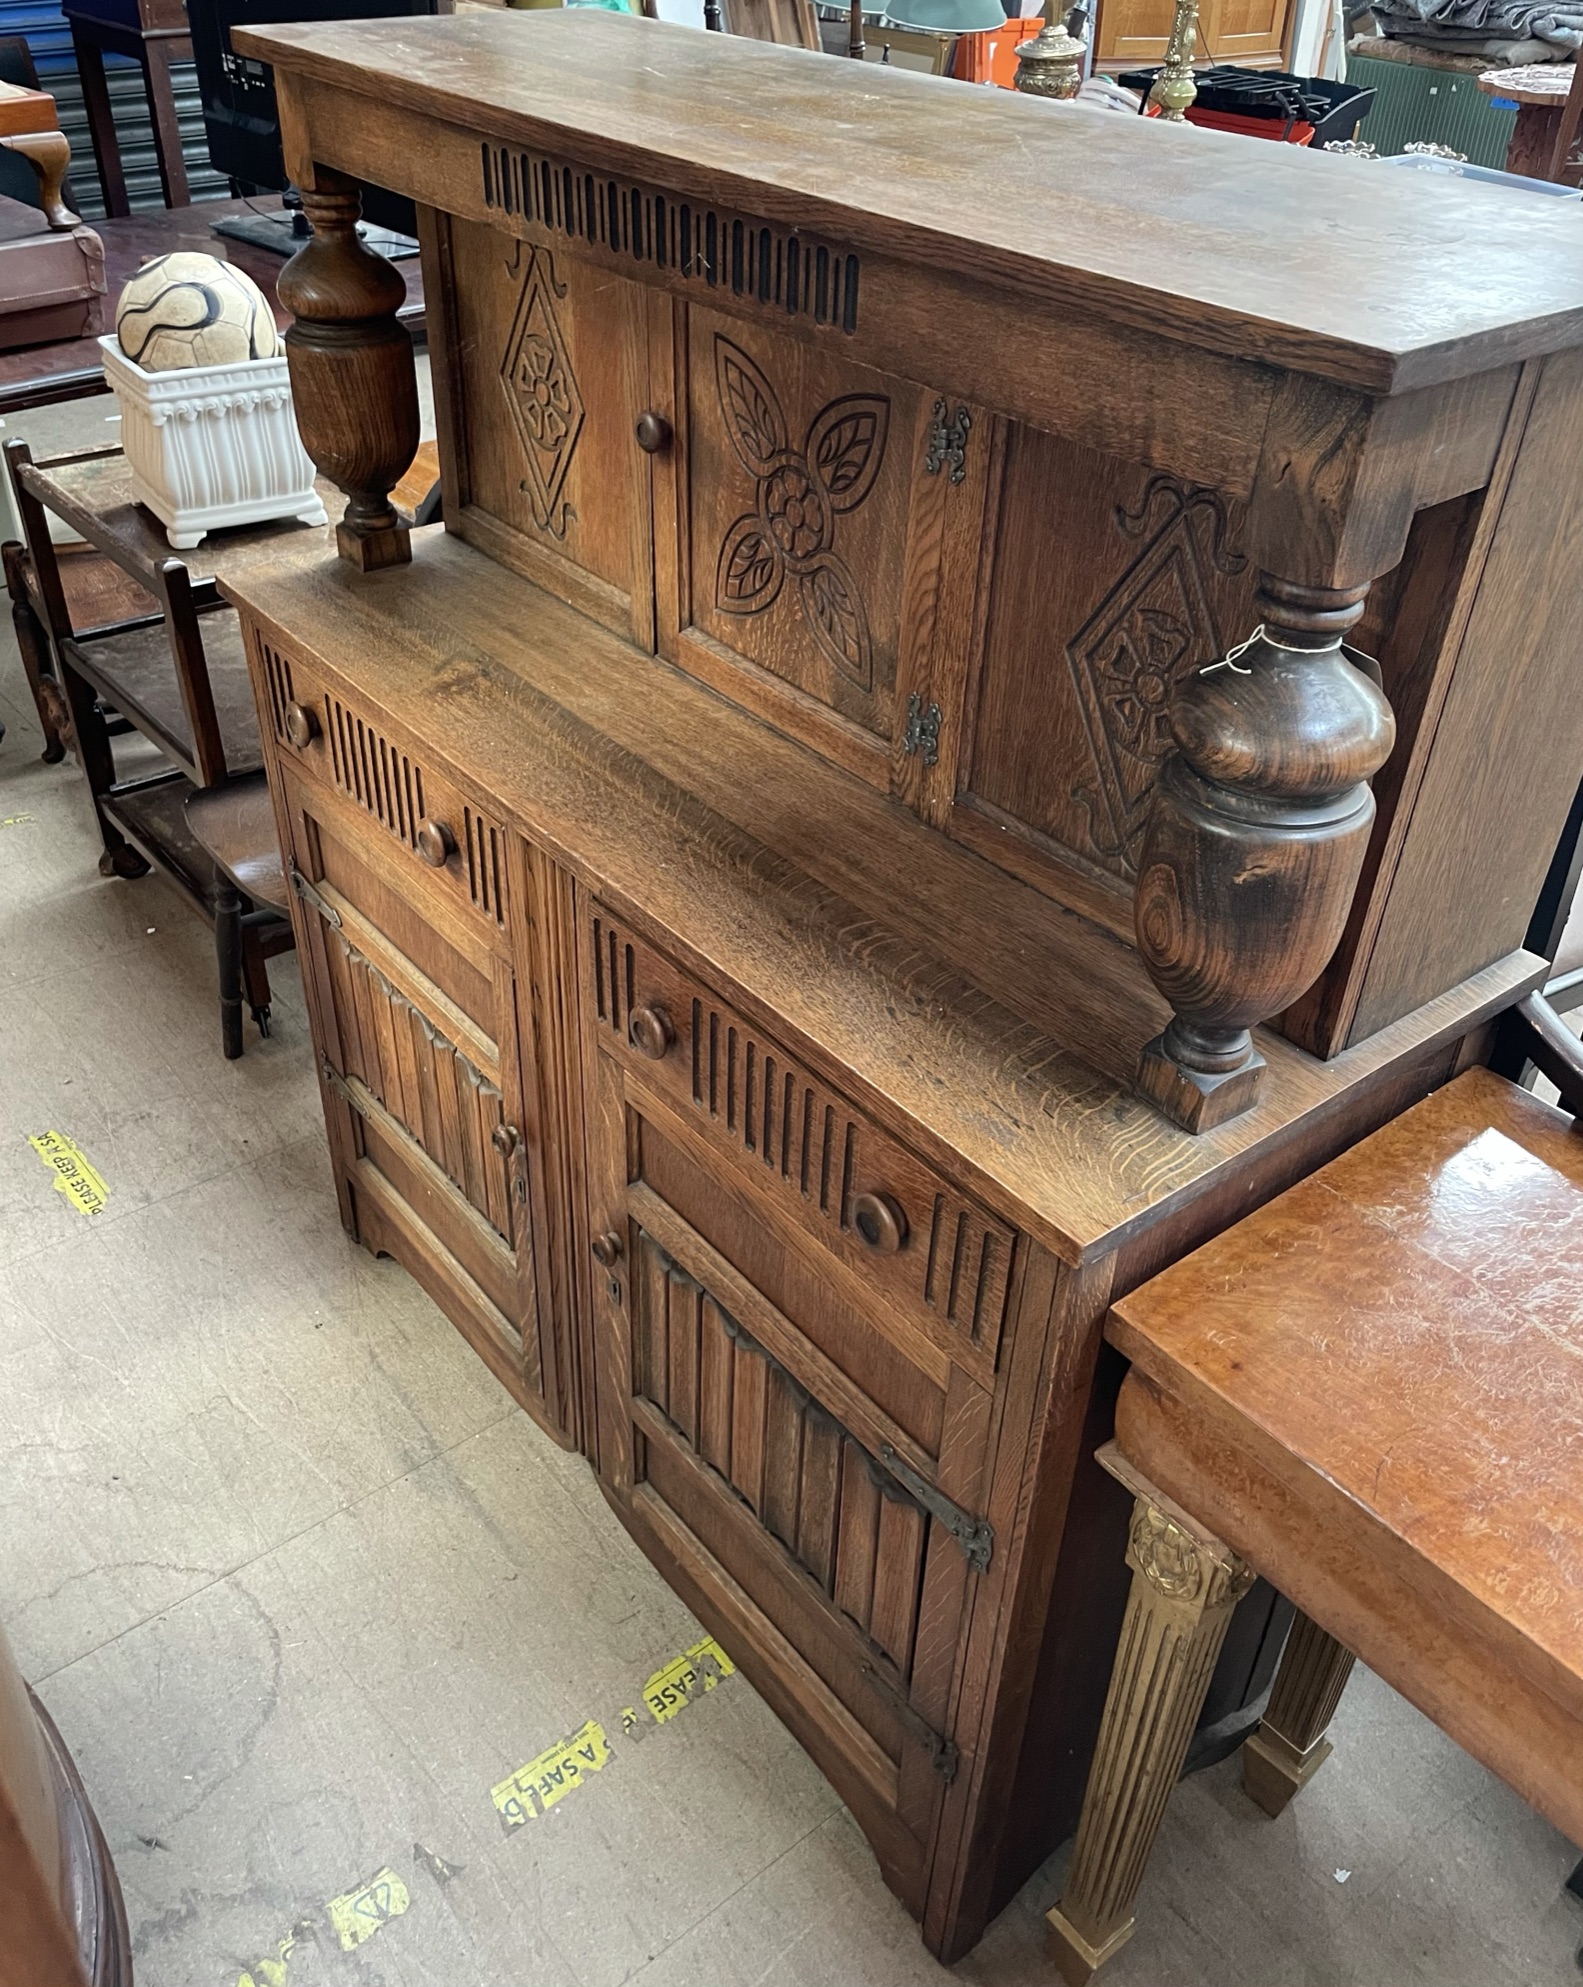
1046 1445 1255 1985
277 170 419 572
1242 1611 1356 1817
1133 572 1394 1132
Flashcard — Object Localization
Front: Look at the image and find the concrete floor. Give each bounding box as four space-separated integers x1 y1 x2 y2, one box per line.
1 434 1580 1986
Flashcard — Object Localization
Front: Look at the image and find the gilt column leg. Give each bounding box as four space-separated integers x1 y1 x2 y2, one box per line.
276 169 419 573
1133 573 1395 1132
1046 1445 1255 1985
1242 1612 1355 1818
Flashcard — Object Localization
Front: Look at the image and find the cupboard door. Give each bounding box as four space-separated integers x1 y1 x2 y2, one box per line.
657 303 936 785
424 210 655 648
279 767 568 1437
1094 0 1178 63
943 423 1259 936
1200 0 1289 60
587 1019 999 1914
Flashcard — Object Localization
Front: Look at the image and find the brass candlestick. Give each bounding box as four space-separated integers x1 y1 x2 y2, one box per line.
1148 0 1199 122
1014 4 1087 97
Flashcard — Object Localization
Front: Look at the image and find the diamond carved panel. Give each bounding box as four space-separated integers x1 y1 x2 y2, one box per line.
1067 477 1248 875
501 247 584 540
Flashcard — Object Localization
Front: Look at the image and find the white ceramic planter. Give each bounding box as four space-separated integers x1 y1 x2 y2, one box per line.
100 336 327 551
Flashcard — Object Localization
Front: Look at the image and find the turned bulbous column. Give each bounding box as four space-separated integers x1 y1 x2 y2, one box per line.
277 172 420 572
1133 575 1395 1132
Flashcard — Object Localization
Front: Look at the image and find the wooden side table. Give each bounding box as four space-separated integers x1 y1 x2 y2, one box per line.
0 80 80 229
1478 59 1582 180
65 0 192 216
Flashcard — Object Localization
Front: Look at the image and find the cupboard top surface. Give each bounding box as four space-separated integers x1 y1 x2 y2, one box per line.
240 10 1583 395
225 530 1534 1265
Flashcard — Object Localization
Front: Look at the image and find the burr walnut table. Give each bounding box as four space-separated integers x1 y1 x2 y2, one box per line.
1049 1051 1583 1981
217 9 1583 1962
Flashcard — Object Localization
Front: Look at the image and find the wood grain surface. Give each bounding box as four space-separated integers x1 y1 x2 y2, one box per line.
224 529 1538 1263
1108 1066 1583 1841
235 10 1583 394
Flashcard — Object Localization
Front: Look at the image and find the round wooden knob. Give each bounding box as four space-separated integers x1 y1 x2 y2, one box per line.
284 701 319 749
635 412 672 455
416 819 455 869
628 1004 675 1060
492 1122 520 1157
591 1230 623 1267
852 1192 907 1255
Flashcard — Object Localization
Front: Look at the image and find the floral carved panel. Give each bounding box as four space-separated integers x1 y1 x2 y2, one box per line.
711 336 889 692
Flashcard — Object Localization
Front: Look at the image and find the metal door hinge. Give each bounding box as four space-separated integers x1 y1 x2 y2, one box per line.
902 694 942 768
862 1663 960 1783
291 867 341 928
924 399 971 485
879 1443 993 1573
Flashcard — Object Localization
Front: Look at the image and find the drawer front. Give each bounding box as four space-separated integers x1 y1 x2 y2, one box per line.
586 900 1016 1389
253 626 512 940
279 768 561 1427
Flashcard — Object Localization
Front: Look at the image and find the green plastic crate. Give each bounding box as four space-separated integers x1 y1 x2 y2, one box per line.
1348 53 1518 166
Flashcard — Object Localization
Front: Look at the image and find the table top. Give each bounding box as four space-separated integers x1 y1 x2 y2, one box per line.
0 82 58 137
1108 1065 1583 1697
241 8 1583 394
0 196 425 415
1478 61 1578 104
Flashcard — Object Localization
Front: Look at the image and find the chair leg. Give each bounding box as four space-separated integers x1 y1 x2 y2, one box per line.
1241 1613 1355 1818
3 545 67 763
1047 1448 1255 1987
216 884 244 1059
240 916 272 1038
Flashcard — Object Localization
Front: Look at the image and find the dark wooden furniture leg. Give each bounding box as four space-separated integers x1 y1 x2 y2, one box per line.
55 650 148 875
216 879 244 1058
141 37 190 209
3 542 68 762
71 23 127 218
1242 1611 1356 1816
240 911 273 1037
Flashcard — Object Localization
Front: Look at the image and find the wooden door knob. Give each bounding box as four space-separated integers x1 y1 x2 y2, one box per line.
591 1230 623 1267
492 1122 520 1157
635 412 672 454
417 819 455 868
628 1003 675 1060
852 1192 908 1255
284 701 319 749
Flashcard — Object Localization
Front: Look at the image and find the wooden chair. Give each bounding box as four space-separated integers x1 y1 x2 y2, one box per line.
4 437 294 1058
722 0 822 49
1548 56 1583 183
1046 999 1583 1983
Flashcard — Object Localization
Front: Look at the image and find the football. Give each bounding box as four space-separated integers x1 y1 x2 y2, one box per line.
115 252 281 373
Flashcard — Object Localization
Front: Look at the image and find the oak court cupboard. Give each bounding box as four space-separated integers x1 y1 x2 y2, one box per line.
217 13 1583 1962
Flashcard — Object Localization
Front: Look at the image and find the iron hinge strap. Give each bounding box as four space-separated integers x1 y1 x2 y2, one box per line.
291 866 341 928
862 1663 960 1784
878 1443 993 1574
923 398 971 484
901 693 942 767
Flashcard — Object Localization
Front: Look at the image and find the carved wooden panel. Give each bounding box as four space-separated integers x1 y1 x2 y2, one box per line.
323 928 517 1242
673 308 922 748
955 425 1260 920
433 214 653 644
633 1227 930 1677
479 142 863 336
590 903 1014 1381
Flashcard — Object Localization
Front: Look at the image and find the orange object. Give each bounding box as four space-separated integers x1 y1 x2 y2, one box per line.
1143 99 1316 143
951 16 1042 87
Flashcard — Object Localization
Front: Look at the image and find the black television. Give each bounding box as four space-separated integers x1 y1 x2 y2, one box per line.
187 0 444 254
